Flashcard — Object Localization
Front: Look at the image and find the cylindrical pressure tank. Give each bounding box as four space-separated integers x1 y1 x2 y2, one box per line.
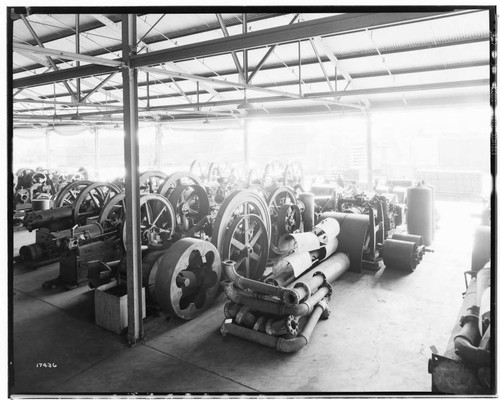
407 182 433 246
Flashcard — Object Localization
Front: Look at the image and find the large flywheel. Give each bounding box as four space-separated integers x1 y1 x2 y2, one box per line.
212 189 271 279
154 238 221 320
73 181 121 225
168 184 210 235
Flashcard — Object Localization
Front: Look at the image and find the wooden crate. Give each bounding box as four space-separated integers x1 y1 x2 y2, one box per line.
95 280 146 334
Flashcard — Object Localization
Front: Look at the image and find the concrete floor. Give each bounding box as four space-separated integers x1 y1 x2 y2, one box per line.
10 200 485 395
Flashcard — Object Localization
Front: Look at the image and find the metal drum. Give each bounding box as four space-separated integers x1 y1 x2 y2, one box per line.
382 239 419 272
31 198 51 211
407 182 433 246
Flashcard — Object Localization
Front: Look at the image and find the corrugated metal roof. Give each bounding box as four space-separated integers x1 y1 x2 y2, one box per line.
11 9 493 126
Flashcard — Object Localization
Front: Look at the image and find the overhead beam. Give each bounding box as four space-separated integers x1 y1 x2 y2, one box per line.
20 78 485 119
13 31 487 90
129 11 467 68
13 43 124 68
247 13 300 84
138 65 365 110
215 13 244 82
20 14 77 102
14 60 489 114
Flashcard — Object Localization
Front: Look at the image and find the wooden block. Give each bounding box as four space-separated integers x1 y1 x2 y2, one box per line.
95 280 146 334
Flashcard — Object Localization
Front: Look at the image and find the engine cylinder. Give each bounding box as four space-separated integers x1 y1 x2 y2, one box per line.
298 192 315 232
407 182 433 246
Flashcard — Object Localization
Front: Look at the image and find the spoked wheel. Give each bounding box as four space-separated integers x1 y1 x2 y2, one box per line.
283 161 304 188
263 159 284 188
139 171 168 193
158 171 203 199
73 182 122 225
222 214 269 280
247 184 269 202
212 189 271 279
135 194 176 251
54 180 93 208
168 184 210 235
267 187 297 255
189 160 208 181
98 192 126 231
155 238 221 320
207 162 232 183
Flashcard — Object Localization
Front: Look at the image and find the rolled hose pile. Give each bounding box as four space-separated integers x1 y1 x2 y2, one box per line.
220 251 350 352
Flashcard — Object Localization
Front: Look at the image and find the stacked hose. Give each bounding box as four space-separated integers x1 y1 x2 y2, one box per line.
220 251 350 352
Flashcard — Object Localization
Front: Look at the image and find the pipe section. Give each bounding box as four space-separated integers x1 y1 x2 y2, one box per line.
223 260 296 302
221 300 329 353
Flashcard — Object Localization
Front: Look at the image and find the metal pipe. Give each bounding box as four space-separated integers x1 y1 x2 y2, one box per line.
223 260 297 304
284 252 350 304
221 300 329 352
221 281 329 317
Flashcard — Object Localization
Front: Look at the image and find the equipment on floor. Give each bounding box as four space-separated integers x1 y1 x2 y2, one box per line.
318 192 427 272
428 262 492 394
428 225 492 394
220 251 349 352
42 223 123 288
407 181 435 246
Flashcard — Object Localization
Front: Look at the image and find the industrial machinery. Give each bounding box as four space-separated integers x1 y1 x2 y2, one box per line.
428 223 492 394
320 192 428 272
220 217 349 352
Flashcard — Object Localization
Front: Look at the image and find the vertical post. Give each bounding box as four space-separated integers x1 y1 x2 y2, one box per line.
75 14 80 102
366 112 373 189
243 119 249 173
122 13 144 345
94 127 100 180
242 13 248 84
46 130 51 169
155 123 162 170
298 40 302 97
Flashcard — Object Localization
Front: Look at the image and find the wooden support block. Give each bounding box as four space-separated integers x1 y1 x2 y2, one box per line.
95 280 146 334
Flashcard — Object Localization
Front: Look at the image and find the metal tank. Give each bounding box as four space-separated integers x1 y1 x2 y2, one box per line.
407 182 434 246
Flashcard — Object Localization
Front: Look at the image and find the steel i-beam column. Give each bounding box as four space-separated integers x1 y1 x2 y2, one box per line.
155 123 163 169
366 112 373 189
243 119 249 173
122 14 144 345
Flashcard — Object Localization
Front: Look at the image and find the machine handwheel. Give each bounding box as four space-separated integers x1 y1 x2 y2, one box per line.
222 214 269 280
73 182 121 225
54 180 93 208
155 238 221 320
267 187 297 255
168 184 210 235
211 189 271 273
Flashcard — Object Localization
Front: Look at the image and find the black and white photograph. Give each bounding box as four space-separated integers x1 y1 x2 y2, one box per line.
7 5 496 397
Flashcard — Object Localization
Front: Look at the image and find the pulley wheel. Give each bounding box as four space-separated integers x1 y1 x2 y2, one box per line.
274 204 301 255
212 189 271 263
383 239 419 272
221 214 269 280
155 238 221 320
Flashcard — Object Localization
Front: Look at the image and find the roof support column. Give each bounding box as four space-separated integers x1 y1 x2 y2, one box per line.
122 13 144 345
243 119 249 174
365 112 373 189
93 127 100 180
155 123 163 170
